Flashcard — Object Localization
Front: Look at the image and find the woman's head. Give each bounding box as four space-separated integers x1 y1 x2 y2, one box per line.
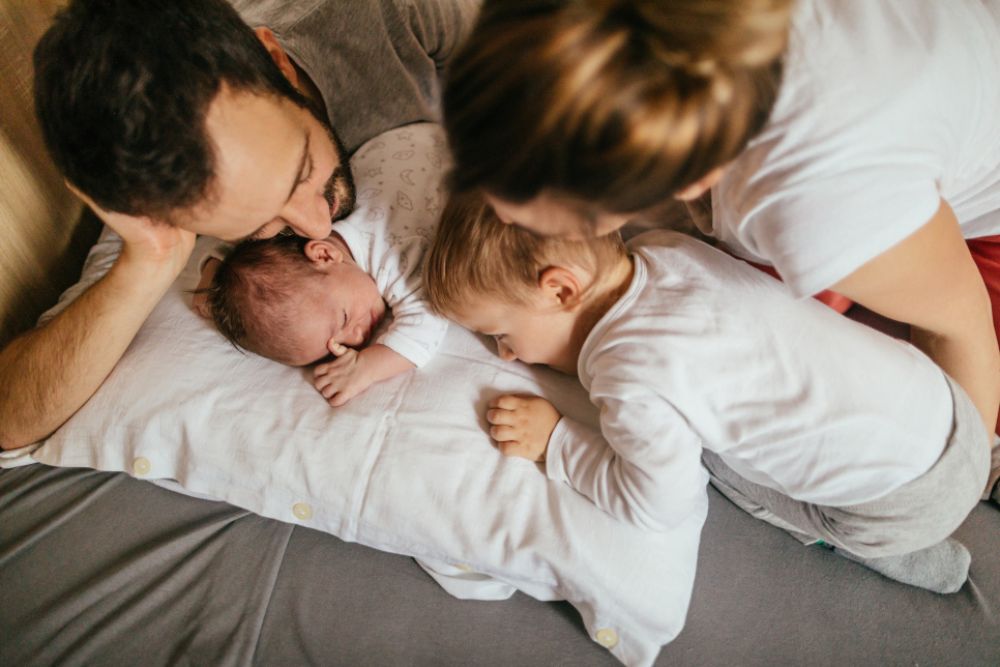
443 0 793 237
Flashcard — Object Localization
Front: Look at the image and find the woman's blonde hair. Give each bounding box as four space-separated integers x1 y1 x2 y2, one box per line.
424 191 627 316
443 0 793 213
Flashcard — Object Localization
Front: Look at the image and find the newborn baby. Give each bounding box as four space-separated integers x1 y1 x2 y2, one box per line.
207 123 449 405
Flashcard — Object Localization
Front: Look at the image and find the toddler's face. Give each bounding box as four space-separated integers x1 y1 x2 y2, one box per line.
281 262 386 366
455 297 578 374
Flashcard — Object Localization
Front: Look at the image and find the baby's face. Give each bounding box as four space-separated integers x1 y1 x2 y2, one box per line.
455 296 578 374
282 262 386 366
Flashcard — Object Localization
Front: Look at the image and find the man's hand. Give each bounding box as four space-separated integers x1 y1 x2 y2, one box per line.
486 394 562 461
313 342 372 407
69 183 196 275
192 258 222 318
0 187 196 449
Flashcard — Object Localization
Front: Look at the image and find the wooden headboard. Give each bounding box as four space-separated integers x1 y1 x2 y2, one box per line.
0 0 98 346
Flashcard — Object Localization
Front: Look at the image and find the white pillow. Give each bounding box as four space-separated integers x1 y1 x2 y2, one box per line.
18 232 706 667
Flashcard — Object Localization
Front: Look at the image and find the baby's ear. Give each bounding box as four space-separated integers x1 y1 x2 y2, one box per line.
538 266 583 308
304 239 344 265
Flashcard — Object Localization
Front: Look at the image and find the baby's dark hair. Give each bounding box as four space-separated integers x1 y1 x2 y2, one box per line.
208 235 316 363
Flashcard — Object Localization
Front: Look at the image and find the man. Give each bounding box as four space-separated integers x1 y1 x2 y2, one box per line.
0 0 477 450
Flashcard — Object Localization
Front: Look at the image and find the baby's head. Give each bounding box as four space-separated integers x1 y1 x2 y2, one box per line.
425 191 630 373
209 234 386 366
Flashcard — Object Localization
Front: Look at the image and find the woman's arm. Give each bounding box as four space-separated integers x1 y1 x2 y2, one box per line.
832 199 1000 434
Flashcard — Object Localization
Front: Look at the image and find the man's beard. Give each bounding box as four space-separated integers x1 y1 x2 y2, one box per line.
324 161 355 223
316 113 356 224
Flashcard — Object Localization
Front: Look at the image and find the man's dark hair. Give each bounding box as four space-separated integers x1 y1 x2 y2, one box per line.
34 0 307 220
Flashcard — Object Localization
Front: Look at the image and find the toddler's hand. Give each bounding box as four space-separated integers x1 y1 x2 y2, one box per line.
313 342 372 407
486 394 561 462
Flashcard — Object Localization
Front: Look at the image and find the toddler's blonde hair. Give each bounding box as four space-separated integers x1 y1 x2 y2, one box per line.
424 191 627 316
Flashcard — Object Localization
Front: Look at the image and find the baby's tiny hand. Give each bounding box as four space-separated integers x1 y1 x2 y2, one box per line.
486 394 561 462
192 258 222 318
313 343 371 407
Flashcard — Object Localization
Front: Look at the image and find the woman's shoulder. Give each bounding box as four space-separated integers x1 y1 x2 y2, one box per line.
778 0 996 131
779 1 925 130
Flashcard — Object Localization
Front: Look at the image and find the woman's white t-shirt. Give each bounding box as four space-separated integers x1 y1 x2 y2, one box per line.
710 0 1000 297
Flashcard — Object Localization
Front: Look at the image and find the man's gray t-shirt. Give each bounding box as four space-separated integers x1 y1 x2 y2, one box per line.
231 0 480 154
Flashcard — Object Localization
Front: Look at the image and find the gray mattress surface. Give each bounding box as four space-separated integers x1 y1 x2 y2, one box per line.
2 462 998 666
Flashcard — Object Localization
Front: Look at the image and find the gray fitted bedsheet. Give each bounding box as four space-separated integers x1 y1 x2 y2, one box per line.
2 461 998 666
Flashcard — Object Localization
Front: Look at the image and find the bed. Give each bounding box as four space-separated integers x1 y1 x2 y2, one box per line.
2 3 1000 666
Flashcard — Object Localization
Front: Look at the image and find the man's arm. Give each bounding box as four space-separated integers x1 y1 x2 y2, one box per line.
832 199 1000 434
0 201 194 450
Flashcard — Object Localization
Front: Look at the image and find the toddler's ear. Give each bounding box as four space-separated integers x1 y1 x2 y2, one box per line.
538 267 583 308
304 239 345 265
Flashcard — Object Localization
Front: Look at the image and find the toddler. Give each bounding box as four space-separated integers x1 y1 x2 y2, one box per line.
423 192 992 594
208 123 449 406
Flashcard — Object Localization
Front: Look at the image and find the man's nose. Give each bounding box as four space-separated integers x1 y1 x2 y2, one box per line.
282 190 332 240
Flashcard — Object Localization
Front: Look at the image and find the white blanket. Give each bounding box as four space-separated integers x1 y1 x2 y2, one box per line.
5 232 706 667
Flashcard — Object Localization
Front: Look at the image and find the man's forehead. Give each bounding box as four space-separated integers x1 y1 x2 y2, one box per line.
191 85 307 238
206 86 304 183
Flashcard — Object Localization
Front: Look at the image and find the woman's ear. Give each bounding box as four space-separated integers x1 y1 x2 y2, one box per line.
304 239 344 266
254 27 300 88
538 266 584 308
674 166 727 201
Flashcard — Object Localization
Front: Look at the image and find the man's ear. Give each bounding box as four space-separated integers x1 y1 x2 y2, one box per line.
254 27 299 88
304 238 344 266
674 166 727 202
538 266 584 308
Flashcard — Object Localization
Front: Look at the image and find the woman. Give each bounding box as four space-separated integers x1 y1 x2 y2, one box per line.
442 0 1000 490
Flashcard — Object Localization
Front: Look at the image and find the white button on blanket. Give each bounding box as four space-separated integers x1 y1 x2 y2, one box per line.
26 234 706 667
